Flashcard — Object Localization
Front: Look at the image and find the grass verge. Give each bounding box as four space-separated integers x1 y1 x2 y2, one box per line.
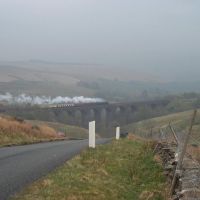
12 139 167 200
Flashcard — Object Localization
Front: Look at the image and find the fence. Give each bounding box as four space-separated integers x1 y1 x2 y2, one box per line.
146 109 200 199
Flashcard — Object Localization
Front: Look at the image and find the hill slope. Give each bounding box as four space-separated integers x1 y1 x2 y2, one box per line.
123 109 200 165
0 115 89 147
27 120 89 139
0 115 61 146
123 109 200 145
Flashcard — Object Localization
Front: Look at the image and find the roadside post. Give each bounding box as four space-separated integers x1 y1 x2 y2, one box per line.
89 121 96 148
116 126 120 140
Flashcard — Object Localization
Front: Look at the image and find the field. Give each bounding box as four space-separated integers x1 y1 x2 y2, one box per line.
27 120 90 139
0 61 149 99
11 138 167 200
0 115 89 147
123 109 200 137
0 115 61 146
123 109 200 163
0 61 155 83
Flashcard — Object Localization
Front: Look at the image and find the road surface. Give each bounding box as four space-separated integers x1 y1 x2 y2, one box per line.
0 139 111 200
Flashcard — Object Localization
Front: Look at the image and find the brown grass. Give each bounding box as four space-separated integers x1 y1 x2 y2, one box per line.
0 115 62 146
27 120 89 139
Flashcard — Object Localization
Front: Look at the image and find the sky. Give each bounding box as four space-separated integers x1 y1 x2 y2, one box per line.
0 0 200 81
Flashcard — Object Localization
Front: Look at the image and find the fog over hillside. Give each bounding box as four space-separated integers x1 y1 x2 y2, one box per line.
0 0 200 82
1 61 200 102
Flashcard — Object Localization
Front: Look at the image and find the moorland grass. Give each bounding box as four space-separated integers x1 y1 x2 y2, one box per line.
0 115 61 146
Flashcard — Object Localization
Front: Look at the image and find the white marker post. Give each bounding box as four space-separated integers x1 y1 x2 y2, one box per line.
89 121 96 148
116 126 120 140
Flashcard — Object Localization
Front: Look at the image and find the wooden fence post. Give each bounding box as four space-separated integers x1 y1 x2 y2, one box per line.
177 110 197 170
169 122 179 145
160 128 165 141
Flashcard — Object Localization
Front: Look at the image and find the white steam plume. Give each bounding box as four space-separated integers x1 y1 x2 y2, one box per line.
0 93 105 105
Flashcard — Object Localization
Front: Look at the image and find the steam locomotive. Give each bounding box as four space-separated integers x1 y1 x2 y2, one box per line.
48 101 108 108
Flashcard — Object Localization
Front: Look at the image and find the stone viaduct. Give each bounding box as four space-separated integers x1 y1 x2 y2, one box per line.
46 100 170 136
1 99 170 137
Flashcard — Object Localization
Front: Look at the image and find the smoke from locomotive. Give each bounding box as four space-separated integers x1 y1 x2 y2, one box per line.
0 93 105 105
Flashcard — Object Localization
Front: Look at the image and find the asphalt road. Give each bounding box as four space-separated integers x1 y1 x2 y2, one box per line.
0 138 111 200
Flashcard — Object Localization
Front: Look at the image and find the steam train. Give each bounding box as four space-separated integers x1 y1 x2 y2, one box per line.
48 101 108 108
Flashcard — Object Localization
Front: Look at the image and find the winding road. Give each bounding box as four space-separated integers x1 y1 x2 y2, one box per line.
0 139 111 200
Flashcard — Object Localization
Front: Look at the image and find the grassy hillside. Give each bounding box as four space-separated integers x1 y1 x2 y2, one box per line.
0 61 155 83
0 115 62 147
123 109 200 146
124 110 194 132
0 62 153 99
12 139 167 200
27 120 89 139
0 114 90 147
2 61 200 102
123 109 200 165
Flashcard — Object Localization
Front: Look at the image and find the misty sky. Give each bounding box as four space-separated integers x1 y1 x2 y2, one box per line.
0 0 200 81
